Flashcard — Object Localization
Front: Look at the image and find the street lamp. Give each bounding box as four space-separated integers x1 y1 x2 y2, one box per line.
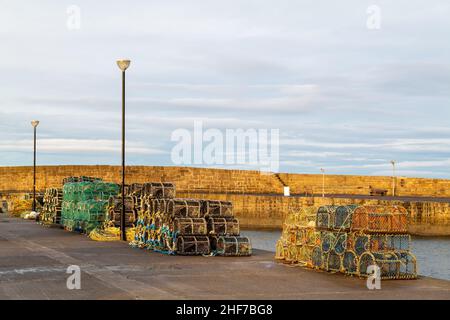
390 160 396 197
320 168 325 198
31 120 39 213
117 59 130 241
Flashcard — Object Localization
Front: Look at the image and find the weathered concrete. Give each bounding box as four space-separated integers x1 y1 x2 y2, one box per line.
0 213 449 300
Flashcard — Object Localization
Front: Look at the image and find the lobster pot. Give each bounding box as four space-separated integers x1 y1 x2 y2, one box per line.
41 187 63 224
150 198 168 214
108 210 135 227
352 205 408 233
334 205 358 230
210 235 219 251
370 234 411 252
354 234 411 255
390 206 409 232
176 236 210 255
132 196 142 211
326 250 342 272
343 250 358 275
141 195 153 213
108 196 134 212
203 200 233 217
167 199 203 218
142 182 176 199
207 217 240 236
285 227 297 245
359 252 402 279
174 218 207 235
321 232 336 254
216 236 252 256
63 176 102 185
296 227 320 246
295 207 317 227
312 246 324 269
334 233 347 255
316 206 337 230
128 183 144 196
354 235 369 256
283 245 298 263
275 240 286 261
297 245 315 266
394 252 417 279
388 234 411 252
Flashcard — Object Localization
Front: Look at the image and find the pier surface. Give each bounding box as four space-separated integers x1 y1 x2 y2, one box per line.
0 214 449 300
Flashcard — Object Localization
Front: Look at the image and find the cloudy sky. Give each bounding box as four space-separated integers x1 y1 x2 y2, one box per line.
1 0 449 178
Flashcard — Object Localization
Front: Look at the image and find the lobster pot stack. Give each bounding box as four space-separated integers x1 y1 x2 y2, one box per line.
277 205 417 280
129 182 251 256
106 196 135 227
61 177 119 234
40 188 63 225
346 205 416 279
62 176 102 184
275 207 319 266
204 200 251 256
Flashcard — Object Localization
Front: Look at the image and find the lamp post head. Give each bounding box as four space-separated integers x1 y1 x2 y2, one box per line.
320 168 325 173
31 120 40 128
116 59 131 71
390 160 396 166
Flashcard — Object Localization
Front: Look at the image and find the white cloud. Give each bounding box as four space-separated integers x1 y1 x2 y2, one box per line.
0 1 449 178
0 139 166 155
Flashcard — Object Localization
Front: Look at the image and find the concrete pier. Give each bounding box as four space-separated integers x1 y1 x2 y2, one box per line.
0 214 449 300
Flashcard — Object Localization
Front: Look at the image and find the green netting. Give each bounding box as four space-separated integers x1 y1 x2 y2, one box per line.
61 179 119 233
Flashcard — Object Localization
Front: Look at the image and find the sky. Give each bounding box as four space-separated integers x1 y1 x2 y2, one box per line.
0 0 449 178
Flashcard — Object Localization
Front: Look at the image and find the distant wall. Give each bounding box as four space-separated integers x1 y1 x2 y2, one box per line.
1 165 450 198
1 166 449 235
278 173 450 197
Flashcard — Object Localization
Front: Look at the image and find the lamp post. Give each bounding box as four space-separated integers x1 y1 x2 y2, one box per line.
320 168 325 198
391 160 396 197
117 59 130 241
31 120 39 212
